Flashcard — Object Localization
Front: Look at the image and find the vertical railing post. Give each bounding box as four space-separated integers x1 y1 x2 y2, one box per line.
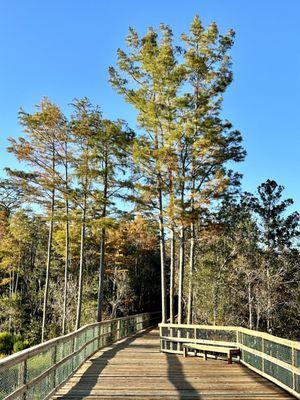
53 343 57 390
239 330 243 362
292 346 295 390
177 325 182 353
159 324 162 352
236 329 241 362
262 337 265 373
94 326 97 352
72 335 76 372
109 321 112 344
84 329 87 358
117 319 121 340
98 323 101 350
20 358 27 400
103 323 106 346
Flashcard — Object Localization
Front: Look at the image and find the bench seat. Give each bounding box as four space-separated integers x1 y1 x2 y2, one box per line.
182 342 240 364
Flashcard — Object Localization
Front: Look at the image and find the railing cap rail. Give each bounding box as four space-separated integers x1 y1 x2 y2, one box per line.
238 326 300 349
159 322 238 331
159 322 300 349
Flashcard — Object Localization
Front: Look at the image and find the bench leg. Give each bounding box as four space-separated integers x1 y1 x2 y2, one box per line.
228 351 232 364
183 347 187 358
204 351 207 361
194 349 197 357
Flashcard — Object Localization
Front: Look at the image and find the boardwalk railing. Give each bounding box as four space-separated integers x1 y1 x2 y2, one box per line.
159 322 300 399
0 312 160 400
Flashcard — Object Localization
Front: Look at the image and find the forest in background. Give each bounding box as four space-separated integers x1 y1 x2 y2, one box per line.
0 15 299 355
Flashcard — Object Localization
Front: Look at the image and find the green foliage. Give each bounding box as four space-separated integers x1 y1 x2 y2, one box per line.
244 179 300 249
0 332 14 355
13 338 30 353
191 182 300 338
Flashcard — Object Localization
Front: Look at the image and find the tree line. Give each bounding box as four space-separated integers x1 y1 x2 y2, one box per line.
0 15 299 351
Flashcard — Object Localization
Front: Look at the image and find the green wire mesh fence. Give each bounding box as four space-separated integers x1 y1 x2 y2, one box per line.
159 322 300 399
0 312 160 400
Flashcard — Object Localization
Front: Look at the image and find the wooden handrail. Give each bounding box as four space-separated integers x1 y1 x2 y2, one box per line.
0 312 160 371
0 311 161 400
159 322 300 399
159 322 300 350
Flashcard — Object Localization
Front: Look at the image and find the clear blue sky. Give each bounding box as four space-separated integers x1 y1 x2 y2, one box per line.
0 0 299 210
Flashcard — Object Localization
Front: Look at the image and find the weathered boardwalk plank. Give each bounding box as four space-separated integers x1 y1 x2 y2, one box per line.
53 328 294 399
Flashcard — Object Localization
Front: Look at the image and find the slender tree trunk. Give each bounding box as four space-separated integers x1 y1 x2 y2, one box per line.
14 247 21 294
212 284 218 326
62 196 69 335
41 188 55 342
97 164 108 322
75 195 87 330
14 273 19 295
158 185 167 323
11 269 14 297
266 265 271 333
97 226 106 321
111 266 118 318
9 271 12 332
169 225 175 323
178 225 185 324
177 177 186 324
62 150 70 335
111 304 117 319
248 281 253 329
187 221 195 324
256 302 261 330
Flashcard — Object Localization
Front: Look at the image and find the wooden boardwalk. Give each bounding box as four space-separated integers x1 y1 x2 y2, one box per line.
53 328 294 399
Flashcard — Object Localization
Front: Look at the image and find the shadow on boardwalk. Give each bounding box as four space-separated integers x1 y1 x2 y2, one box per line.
166 352 202 399
57 328 152 399
56 327 201 399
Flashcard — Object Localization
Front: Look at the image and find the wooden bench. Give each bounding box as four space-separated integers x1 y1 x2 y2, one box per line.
182 343 240 364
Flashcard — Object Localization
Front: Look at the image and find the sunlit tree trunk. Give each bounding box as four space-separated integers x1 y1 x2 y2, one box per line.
248 281 253 330
266 265 271 333
187 220 195 324
177 226 185 324
169 225 175 323
97 156 108 322
62 143 70 335
256 302 261 330
97 227 106 321
178 180 186 324
75 193 87 330
41 186 55 342
158 183 167 323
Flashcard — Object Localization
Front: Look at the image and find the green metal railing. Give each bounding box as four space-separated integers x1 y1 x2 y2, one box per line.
0 312 160 400
159 322 300 399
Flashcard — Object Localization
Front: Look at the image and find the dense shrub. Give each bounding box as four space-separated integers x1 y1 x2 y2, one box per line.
13 339 30 353
0 332 14 355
